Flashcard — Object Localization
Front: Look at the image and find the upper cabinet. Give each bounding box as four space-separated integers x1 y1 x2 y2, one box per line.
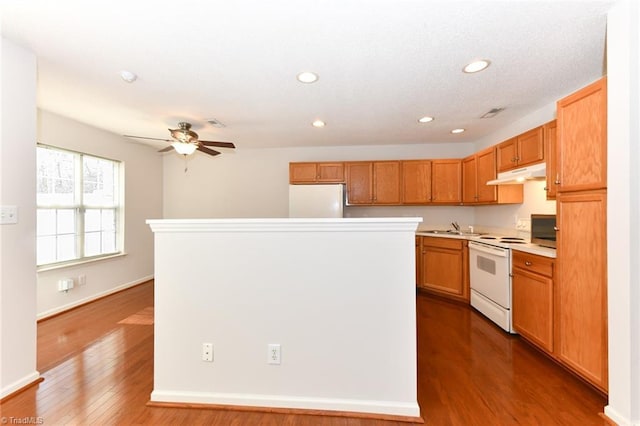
289 162 345 184
431 160 462 204
496 126 545 172
402 160 432 204
543 120 558 199
556 77 607 192
345 161 401 205
462 147 523 205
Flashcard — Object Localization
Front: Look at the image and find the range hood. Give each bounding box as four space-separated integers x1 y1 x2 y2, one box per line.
486 162 546 185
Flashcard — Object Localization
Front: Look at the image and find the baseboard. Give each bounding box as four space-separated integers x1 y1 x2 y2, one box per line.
37 275 153 320
604 405 638 425
149 390 421 420
0 371 41 400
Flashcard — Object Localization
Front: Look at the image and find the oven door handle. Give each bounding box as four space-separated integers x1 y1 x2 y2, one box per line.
469 241 509 257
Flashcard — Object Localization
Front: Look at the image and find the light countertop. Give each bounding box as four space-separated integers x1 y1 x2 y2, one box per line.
416 232 556 258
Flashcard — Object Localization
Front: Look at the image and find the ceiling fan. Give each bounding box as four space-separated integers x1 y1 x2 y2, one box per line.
124 122 235 157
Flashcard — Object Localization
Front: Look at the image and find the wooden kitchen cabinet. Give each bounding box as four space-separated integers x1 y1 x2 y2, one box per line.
556 77 607 192
431 160 462 204
556 190 608 393
415 236 421 285
496 126 545 172
419 236 469 303
345 162 373 204
402 160 432 204
462 147 523 205
289 162 345 183
512 251 555 353
345 161 401 205
543 120 558 199
552 77 608 393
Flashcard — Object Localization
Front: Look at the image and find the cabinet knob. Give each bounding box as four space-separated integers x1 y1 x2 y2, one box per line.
553 226 559 231
543 187 548 191
525 261 532 266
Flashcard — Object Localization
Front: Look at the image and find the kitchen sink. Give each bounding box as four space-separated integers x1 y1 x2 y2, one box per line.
422 229 482 236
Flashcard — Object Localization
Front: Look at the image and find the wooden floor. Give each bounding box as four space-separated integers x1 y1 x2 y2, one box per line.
2 281 608 425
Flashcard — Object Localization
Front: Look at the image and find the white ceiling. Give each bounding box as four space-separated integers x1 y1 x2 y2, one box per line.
1 0 613 150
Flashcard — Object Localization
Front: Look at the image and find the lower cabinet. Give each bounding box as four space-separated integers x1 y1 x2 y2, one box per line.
512 251 555 353
417 236 469 303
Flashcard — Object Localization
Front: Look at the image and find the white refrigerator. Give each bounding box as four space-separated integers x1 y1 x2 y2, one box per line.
288 184 344 218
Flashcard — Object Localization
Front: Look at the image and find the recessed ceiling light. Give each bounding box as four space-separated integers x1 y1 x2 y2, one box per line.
312 120 326 128
120 70 138 83
451 128 466 134
297 72 319 83
463 60 491 74
418 116 434 123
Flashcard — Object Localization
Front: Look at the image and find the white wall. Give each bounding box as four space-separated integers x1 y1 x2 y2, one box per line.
148 218 421 418
605 1 640 425
0 38 39 398
36 111 163 318
163 141 475 227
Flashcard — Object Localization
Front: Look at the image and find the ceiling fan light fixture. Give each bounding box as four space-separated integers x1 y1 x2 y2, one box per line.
171 142 197 155
170 122 198 143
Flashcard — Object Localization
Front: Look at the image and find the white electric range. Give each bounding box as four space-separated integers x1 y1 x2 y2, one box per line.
468 235 527 333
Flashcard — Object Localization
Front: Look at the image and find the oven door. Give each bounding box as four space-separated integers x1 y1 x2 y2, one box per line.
468 241 510 309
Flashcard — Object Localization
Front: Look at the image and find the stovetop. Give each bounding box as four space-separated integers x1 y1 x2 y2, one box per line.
470 235 527 249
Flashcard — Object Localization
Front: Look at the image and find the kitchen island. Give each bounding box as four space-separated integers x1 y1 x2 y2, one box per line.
146 217 422 420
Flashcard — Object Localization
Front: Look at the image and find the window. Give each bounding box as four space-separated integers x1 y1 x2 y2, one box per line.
36 145 122 266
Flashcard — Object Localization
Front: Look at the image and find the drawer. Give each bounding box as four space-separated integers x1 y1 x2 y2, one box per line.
421 236 466 251
512 251 554 278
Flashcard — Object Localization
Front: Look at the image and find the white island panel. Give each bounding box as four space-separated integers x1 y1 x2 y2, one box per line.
147 218 421 418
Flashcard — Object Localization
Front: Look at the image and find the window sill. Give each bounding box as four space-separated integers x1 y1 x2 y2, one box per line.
37 252 128 273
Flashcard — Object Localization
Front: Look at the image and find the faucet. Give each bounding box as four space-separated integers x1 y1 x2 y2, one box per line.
451 221 460 232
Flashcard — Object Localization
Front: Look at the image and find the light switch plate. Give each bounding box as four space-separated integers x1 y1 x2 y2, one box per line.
0 205 18 224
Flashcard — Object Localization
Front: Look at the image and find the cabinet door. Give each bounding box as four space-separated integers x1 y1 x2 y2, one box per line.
476 147 498 203
461 155 477 204
289 163 318 183
517 126 545 167
557 77 607 192
402 160 432 204
421 247 464 298
544 120 558 199
419 237 468 302
496 137 518 172
373 161 401 204
431 160 461 204
317 162 345 182
415 236 421 285
556 190 607 392
513 267 554 353
345 162 373 204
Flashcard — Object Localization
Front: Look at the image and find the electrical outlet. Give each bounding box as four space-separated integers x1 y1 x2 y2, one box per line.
268 344 281 365
516 218 531 231
0 205 18 224
202 343 213 362
78 274 87 286
57 278 74 292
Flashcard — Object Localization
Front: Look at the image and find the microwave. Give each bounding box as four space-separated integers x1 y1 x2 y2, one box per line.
531 214 557 248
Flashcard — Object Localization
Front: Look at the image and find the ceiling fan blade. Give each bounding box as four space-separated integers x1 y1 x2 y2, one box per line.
197 146 221 156
124 135 172 142
199 140 236 149
158 145 174 153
